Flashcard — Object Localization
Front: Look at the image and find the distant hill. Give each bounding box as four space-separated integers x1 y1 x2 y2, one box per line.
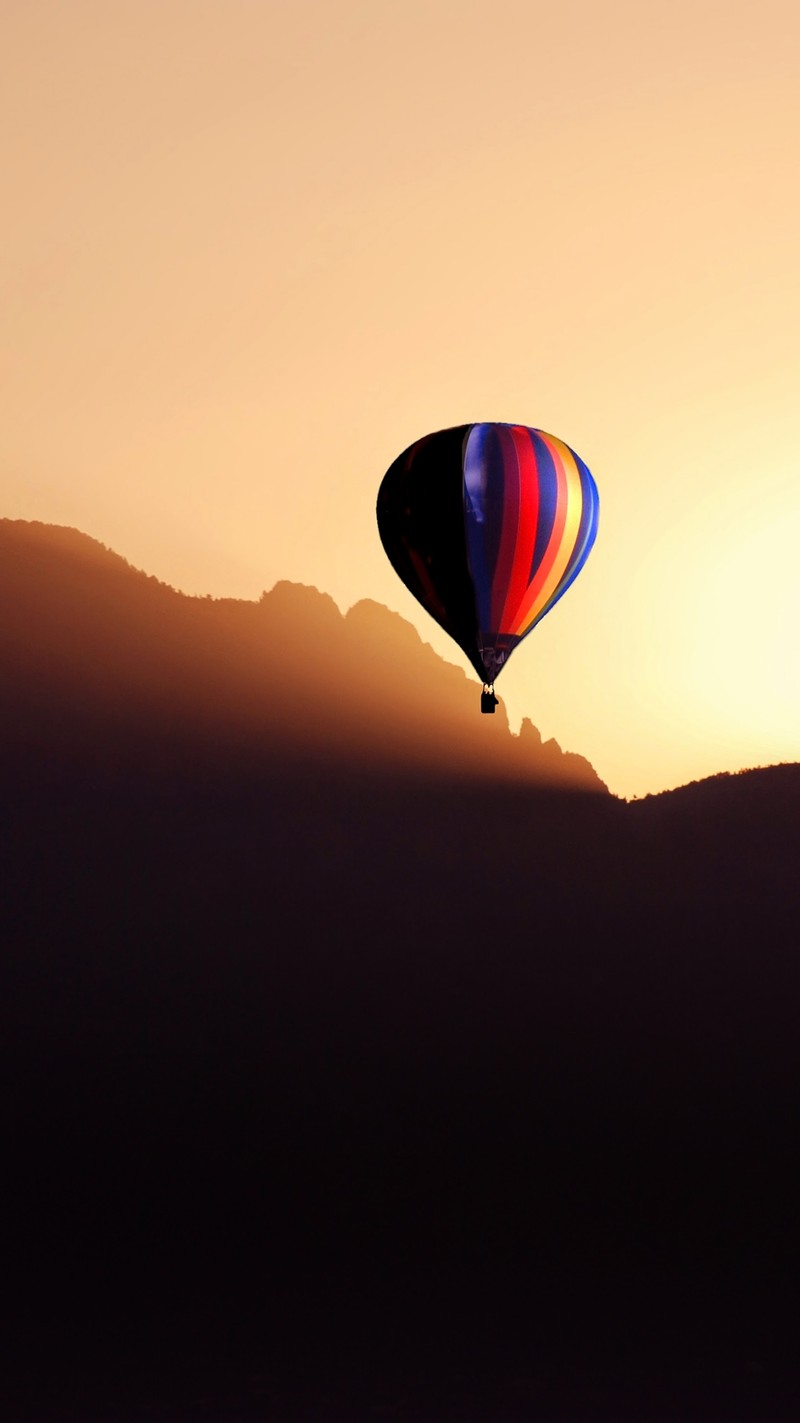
0 518 605 792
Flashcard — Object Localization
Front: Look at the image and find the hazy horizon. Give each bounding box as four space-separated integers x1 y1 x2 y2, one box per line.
7 511 799 800
4 1 800 797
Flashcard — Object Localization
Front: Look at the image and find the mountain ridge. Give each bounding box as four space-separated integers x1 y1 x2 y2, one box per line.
0 517 606 791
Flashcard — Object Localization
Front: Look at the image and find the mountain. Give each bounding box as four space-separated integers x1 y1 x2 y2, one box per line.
0 518 605 792
2 519 800 1419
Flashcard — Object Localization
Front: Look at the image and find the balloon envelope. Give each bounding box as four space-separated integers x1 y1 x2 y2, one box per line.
377 423 599 684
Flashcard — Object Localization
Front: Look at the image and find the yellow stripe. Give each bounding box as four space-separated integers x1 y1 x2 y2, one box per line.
517 436 584 636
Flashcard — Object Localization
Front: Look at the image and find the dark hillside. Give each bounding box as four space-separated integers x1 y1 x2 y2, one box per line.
1 522 799 1419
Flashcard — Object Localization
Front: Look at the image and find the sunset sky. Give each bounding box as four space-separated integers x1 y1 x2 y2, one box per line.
4 0 799 799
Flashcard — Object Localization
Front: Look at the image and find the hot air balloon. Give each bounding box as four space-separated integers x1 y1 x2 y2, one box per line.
377 423 598 712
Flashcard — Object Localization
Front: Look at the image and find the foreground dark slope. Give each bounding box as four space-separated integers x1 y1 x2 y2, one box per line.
2 523 800 1419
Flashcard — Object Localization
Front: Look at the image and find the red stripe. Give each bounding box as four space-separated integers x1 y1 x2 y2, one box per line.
498 426 540 633
513 434 568 631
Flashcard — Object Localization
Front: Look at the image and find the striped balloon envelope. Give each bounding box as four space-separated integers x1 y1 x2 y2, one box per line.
377 423 599 692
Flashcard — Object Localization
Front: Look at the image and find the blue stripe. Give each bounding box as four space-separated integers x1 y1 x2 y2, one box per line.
463 423 504 632
529 431 559 580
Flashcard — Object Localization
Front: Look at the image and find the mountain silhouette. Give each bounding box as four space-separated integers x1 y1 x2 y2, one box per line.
2 519 800 1419
0 518 605 792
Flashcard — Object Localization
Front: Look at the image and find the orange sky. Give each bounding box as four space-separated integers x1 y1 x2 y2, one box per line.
3 0 799 798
